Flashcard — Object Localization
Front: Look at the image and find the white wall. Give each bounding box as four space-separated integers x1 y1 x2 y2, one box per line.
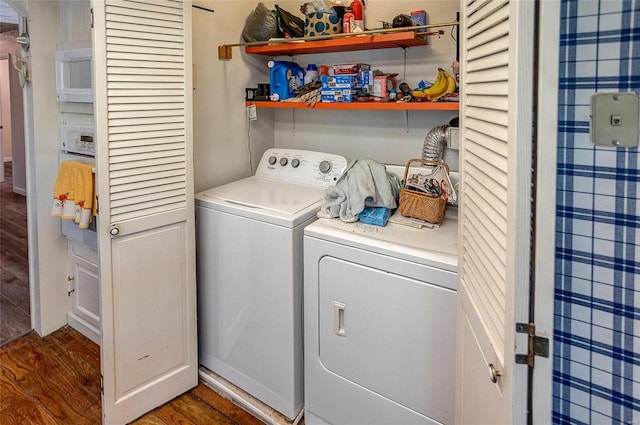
0 56 12 160
0 29 22 163
193 0 274 193
7 53 26 195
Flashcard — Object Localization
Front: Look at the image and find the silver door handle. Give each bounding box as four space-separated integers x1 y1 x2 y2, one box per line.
333 301 346 337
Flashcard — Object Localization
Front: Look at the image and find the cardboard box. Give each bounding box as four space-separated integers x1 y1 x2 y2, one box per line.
332 63 371 75
373 73 398 101
321 89 356 103
305 11 342 37
360 70 374 94
321 75 361 89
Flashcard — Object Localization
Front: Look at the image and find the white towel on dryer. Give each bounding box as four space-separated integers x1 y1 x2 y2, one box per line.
318 159 401 222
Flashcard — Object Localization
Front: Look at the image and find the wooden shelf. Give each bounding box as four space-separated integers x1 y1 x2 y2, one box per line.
245 31 429 56
246 101 458 111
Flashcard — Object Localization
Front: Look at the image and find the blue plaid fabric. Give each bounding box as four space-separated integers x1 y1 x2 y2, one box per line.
554 1 640 424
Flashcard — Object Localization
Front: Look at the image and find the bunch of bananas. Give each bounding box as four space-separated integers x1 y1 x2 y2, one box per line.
412 68 456 101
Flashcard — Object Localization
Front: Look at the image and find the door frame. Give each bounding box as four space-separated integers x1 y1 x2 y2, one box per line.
7 0 72 337
0 57 3 183
5 0 38 331
532 1 560 422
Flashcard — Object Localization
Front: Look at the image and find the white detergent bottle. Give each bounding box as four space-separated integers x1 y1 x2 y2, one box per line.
304 64 320 84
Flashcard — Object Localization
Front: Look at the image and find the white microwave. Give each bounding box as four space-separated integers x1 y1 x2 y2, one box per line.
55 48 94 103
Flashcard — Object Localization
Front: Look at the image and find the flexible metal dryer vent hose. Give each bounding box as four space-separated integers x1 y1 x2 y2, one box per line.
421 124 449 162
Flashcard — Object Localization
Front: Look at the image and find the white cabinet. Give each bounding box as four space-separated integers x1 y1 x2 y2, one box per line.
67 240 100 344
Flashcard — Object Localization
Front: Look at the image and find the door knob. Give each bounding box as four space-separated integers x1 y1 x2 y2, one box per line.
109 227 120 236
488 363 502 383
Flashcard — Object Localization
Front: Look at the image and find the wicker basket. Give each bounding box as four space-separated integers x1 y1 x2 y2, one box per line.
398 159 448 224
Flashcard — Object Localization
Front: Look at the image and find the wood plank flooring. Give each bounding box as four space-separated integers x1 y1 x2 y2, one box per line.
0 161 31 346
0 326 265 424
1 163 264 424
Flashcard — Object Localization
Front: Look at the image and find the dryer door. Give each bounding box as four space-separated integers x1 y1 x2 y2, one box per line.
318 256 456 424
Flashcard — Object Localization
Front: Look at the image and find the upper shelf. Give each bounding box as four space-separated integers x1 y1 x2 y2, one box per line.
245 31 429 57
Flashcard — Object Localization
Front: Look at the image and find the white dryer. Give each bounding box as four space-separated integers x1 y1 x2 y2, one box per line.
303 215 458 425
195 148 347 420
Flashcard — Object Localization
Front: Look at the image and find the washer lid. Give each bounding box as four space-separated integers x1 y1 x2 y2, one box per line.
197 177 327 216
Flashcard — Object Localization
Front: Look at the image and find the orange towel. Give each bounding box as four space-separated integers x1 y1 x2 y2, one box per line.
52 161 77 218
73 162 95 228
52 161 96 229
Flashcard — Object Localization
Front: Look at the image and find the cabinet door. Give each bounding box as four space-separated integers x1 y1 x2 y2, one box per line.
67 242 100 344
92 0 198 423
456 0 533 423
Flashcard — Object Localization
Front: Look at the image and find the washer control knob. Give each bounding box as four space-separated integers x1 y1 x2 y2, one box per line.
268 156 277 165
279 157 288 166
319 160 332 174
291 158 300 168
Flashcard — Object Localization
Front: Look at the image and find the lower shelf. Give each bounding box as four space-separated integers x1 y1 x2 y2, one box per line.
246 101 459 111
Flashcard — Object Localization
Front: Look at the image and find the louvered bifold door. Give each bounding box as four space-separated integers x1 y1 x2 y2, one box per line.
93 1 198 424
456 0 533 423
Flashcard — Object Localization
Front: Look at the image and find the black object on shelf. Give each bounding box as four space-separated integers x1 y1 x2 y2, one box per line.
392 14 413 28
246 84 271 102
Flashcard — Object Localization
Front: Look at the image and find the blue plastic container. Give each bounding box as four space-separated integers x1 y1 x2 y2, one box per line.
358 207 391 226
268 60 305 101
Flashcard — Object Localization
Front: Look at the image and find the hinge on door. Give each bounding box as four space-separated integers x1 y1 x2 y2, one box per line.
515 322 549 367
67 276 75 296
90 8 94 28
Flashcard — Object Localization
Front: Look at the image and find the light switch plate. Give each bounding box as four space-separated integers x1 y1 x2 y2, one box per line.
590 92 639 147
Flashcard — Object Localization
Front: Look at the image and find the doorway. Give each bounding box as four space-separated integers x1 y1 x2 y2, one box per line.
0 0 29 346
0 159 29 344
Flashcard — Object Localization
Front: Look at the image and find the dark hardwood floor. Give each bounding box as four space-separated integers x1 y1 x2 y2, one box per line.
0 326 265 424
0 162 264 424
0 161 31 346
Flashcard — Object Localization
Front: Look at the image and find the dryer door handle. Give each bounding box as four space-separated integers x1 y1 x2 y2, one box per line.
333 301 346 337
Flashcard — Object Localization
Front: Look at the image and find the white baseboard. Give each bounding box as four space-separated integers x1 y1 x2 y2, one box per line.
198 367 304 425
67 312 100 345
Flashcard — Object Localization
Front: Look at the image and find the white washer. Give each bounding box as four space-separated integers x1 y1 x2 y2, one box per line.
195 148 347 420
303 214 458 425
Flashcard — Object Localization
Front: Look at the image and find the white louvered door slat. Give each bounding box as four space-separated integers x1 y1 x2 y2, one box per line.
456 0 533 422
94 0 197 423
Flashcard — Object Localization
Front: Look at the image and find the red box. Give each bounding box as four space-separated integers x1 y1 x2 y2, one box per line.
332 63 371 76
